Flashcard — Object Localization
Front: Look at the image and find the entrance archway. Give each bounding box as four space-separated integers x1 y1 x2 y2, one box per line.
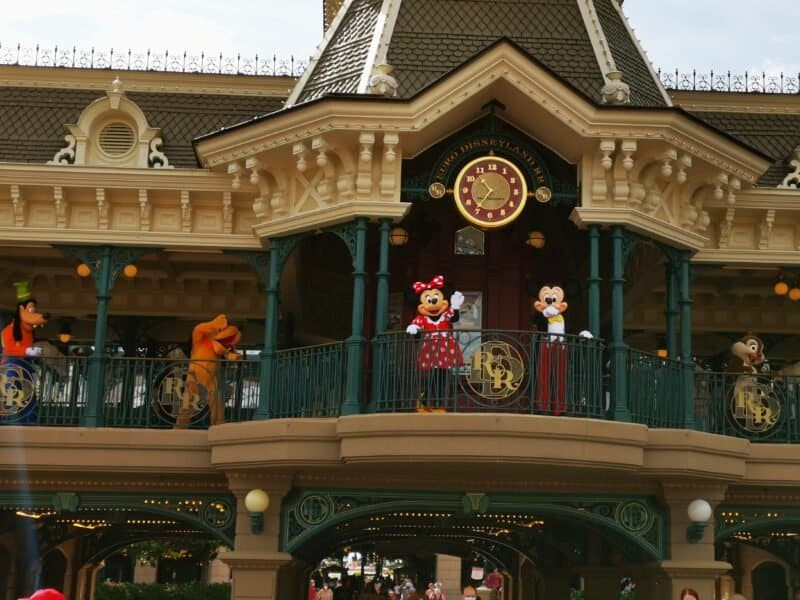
282 488 667 597
39 548 67 592
752 561 788 600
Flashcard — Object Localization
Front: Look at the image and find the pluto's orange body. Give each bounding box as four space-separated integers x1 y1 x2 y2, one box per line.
176 314 241 428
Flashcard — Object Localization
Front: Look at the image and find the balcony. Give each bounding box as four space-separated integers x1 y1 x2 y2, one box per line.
0 330 794 443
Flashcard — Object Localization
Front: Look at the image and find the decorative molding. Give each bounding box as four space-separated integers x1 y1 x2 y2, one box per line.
49 134 76 165
180 190 192 232
138 189 151 231
254 201 410 240
222 191 233 234
53 186 66 228
96 188 108 229
778 147 800 189
367 64 399 97
148 137 171 168
10 184 24 227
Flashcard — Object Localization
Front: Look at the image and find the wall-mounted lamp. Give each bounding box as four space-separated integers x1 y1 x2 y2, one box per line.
657 349 668 358
790 284 800 302
57 321 73 344
123 264 138 278
76 263 91 278
525 231 546 249
686 498 713 543
389 226 409 247
244 489 270 534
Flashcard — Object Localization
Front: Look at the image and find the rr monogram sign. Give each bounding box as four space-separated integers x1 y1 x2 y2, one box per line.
729 376 781 434
465 340 525 400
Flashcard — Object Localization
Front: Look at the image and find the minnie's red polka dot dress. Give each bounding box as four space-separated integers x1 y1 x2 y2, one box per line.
411 309 464 370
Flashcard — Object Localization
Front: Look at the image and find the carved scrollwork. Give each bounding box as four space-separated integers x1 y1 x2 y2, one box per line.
148 137 171 168
49 134 77 165
779 147 800 189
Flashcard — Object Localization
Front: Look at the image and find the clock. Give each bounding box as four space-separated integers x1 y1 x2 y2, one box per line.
453 155 528 228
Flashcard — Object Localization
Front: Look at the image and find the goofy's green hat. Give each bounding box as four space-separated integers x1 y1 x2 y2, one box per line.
13 281 32 303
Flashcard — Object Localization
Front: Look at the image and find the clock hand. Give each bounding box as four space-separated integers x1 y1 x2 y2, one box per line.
477 186 494 208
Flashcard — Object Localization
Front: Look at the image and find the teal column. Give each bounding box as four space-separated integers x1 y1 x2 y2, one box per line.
83 247 113 427
665 261 678 357
610 226 630 421
588 224 601 337
341 218 369 416
374 219 392 334
369 219 392 413
255 249 281 420
679 250 696 429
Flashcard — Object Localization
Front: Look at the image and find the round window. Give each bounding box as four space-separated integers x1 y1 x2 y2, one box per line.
98 122 136 157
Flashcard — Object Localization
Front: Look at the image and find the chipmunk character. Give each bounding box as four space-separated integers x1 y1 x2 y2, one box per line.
726 334 766 374
406 275 464 411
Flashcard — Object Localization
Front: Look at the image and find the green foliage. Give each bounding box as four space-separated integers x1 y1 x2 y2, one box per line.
127 540 225 566
95 582 230 600
620 592 636 600
569 590 584 600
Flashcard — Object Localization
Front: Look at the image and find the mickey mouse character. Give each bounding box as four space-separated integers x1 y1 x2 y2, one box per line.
533 285 570 415
406 275 464 370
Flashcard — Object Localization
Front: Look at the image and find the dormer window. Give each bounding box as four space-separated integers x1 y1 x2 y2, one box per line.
49 77 171 169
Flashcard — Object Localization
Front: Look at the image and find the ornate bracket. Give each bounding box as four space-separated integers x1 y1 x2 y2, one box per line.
55 245 154 294
226 250 270 287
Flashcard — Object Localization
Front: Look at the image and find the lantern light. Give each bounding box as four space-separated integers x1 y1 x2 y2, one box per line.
244 489 270 534
123 264 138 278
525 231 546 249
389 227 409 247
76 263 91 278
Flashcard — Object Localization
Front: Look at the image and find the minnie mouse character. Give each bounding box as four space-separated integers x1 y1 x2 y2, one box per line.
406 275 464 369
406 275 464 409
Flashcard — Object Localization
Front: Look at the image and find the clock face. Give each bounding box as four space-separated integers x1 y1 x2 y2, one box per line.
453 156 528 228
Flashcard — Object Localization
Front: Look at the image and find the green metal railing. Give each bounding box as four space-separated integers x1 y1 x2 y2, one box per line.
0 356 260 428
101 357 261 427
370 330 605 416
628 350 684 428
695 371 800 443
0 356 88 425
270 342 347 418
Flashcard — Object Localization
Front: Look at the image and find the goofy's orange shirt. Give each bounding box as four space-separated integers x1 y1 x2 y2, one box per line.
1 324 33 357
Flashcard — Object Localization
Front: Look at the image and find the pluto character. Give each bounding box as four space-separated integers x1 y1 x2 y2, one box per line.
175 314 241 428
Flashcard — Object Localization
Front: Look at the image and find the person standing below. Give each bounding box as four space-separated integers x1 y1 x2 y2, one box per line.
680 589 699 600
484 569 502 600
316 581 334 600
19 590 65 600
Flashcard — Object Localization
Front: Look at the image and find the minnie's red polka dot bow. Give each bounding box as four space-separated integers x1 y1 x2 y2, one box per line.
412 275 445 294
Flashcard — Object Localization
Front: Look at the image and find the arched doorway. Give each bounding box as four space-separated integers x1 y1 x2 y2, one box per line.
282 488 667 599
752 561 788 600
39 548 67 592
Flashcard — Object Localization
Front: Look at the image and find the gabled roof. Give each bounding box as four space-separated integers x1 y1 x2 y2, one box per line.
289 0 670 108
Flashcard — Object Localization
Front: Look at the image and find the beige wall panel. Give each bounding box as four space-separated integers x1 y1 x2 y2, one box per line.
0 204 12 226
153 207 181 231
234 211 256 233
771 225 794 249
112 206 140 230
69 204 98 228
730 226 756 248
195 207 222 232
28 202 56 227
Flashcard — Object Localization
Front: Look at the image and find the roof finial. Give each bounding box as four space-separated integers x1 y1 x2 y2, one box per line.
368 64 399 97
601 70 630 105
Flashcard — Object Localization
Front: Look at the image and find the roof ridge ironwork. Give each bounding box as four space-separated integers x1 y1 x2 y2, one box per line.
0 42 306 77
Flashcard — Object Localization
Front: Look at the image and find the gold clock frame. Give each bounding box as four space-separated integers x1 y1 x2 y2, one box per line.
453 155 528 229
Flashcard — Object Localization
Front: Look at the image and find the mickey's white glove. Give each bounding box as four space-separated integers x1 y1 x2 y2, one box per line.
25 347 43 357
579 330 594 339
450 291 464 310
406 324 420 335
542 305 559 318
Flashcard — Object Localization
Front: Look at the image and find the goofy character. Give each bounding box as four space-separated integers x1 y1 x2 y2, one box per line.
176 314 241 428
1 281 47 423
406 275 464 411
534 284 569 415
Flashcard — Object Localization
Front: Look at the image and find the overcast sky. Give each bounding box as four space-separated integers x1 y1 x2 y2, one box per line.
1 1 798 76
